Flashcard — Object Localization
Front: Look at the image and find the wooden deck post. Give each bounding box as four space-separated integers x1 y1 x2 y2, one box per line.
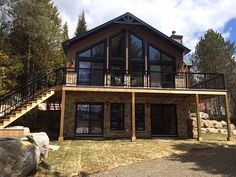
195 94 202 141
131 92 136 141
58 90 66 141
224 94 232 141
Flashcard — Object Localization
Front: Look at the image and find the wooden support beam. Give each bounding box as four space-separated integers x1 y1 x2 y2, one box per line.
58 90 66 141
224 94 232 141
195 94 202 141
131 92 136 141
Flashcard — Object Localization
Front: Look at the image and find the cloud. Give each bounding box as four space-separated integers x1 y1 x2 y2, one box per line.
52 0 236 51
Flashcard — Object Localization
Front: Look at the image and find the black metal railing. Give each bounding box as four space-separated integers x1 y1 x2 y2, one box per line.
0 68 66 118
65 68 225 89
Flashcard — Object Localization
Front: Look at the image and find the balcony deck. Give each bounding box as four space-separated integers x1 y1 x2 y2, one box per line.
62 68 226 97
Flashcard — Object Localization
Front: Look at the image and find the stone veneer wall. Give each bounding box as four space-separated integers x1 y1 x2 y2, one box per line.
64 91 188 139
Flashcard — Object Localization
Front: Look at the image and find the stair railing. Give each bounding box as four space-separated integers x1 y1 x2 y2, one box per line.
0 67 66 119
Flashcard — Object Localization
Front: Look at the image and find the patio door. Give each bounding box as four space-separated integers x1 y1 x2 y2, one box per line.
151 104 177 136
75 103 103 136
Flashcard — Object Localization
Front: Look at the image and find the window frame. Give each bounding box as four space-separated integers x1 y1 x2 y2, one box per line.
135 103 145 131
128 32 145 87
76 40 106 86
110 103 125 131
147 43 176 88
75 102 104 136
109 31 126 86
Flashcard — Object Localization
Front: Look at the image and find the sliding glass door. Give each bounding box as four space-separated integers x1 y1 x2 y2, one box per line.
151 104 177 135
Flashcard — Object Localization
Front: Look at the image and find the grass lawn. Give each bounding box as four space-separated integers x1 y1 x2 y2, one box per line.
37 134 236 177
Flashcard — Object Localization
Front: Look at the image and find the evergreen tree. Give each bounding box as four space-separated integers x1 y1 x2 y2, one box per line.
62 22 69 41
192 29 236 118
74 10 87 36
9 0 65 86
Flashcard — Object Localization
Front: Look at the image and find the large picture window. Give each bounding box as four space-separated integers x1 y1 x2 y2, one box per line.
129 33 144 87
76 42 105 86
148 45 175 88
76 103 103 135
110 33 125 86
110 103 124 130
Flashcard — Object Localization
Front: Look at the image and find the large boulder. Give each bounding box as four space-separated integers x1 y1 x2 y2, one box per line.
220 120 227 128
199 112 209 119
27 132 49 160
201 128 207 133
218 129 227 134
203 120 214 128
191 117 204 128
0 138 40 177
206 128 218 133
189 112 209 119
232 130 236 135
230 124 236 130
213 121 223 129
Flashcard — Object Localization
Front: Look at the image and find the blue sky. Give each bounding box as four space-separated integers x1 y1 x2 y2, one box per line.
223 19 236 43
52 0 236 51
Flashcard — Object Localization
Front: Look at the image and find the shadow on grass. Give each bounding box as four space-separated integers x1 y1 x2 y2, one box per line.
37 161 64 177
38 161 91 177
169 142 236 177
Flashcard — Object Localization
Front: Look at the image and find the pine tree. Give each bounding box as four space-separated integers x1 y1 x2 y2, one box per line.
63 22 69 41
74 10 87 36
192 29 236 118
9 0 65 86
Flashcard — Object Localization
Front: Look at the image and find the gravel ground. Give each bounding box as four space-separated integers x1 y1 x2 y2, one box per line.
90 147 236 177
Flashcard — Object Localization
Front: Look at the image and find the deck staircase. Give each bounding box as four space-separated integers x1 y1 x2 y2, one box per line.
0 68 65 128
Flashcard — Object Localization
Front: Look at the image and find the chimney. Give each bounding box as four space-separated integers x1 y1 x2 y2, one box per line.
170 31 183 44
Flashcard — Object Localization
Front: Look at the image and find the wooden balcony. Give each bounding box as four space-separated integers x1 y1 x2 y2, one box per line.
65 68 225 90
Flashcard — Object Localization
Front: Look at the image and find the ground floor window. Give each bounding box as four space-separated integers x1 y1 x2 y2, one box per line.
75 103 103 135
135 104 145 131
110 103 124 130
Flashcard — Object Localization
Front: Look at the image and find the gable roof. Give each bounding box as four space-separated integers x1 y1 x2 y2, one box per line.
62 12 191 54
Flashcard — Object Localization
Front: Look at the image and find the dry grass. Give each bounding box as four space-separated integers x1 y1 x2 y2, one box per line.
37 134 236 177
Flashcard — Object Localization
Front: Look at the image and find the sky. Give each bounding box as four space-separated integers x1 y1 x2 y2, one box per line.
52 0 236 52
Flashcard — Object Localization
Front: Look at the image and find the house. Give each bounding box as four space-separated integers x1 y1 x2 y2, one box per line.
0 12 232 141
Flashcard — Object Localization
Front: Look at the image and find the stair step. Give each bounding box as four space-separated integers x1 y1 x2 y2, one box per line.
0 89 55 128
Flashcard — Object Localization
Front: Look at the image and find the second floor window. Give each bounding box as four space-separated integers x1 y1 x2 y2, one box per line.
76 42 105 86
110 33 125 86
148 45 175 88
129 34 144 87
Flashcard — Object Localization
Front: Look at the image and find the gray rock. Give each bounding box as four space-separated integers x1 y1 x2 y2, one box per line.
220 120 227 127
0 138 40 177
230 124 235 130
192 118 204 128
206 128 218 133
232 130 236 135
203 120 214 128
218 129 227 134
27 132 49 160
214 121 223 129
201 128 207 133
